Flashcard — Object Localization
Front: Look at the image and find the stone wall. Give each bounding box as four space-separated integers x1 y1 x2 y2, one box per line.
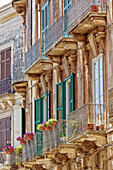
0 15 25 82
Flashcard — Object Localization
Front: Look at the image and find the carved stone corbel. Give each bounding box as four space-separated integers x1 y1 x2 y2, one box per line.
68 55 76 74
88 34 98 57
45 71 52 91
51 152 69 165
62 57 70 77
95 32 105 53
40 76 46 93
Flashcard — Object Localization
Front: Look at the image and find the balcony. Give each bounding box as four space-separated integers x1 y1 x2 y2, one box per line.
22 120 75 162
67 103 106 143
68 0 107 35
0 78 12 95
25 39 40 72
44 16 76 57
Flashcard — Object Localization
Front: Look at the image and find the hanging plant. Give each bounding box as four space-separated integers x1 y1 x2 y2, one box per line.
2 146 14 154
16 137 25 145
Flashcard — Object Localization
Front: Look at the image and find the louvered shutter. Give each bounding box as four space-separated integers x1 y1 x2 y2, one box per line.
35 98 43 155
0 117 11 150
35 98 42 132
6 60 11 78
1 57 5 80
56 82 66 120
6 117 11 146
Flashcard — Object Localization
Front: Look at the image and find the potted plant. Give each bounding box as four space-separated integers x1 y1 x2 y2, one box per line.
2 146 14 154
100 124 104 130
45 125 51 131
28 133 34 140
24 132 29 141
37 123 46 131
88 123 95 130
16 137 25 145
16 145 23 154
47 119 57 127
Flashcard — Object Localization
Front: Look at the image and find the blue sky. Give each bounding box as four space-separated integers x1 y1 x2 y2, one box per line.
0 0 12 7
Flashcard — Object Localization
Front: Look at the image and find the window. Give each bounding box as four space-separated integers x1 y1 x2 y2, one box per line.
63 0 72 34
0 47 11 80
35 91 49 132
93 56 103 105
0 117 11 151
41 1 49 57
93 54 104 125
56 73 74 120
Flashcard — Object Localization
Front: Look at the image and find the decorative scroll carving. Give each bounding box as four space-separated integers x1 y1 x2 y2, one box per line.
75 140 98 154
51 152 69 165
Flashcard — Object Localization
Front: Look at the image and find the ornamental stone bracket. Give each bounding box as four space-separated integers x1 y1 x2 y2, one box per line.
12 0 27 25
75 140 98 154
51 152 69 166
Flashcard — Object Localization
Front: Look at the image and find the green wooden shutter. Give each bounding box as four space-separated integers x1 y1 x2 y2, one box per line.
35 98 43 155
70 73 74 112
56 82 66 120
21 108 25 137
35 98 43 132
46 91 49 121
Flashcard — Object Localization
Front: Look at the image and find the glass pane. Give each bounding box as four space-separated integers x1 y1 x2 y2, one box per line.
58 110 62 120
94 61 98 80
42 10 44 30
95 79 99 99
58 85 62 107
64 0 68 8
99 57 103 76
100 95 103 104
100 76 103 96
45 6 47 27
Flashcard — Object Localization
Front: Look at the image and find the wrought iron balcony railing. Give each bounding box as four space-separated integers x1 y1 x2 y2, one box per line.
0 78 13 95
22 103 106 161
67 103 106 141
44 0 107 54
25 39 40 71
13 62 25 82
44 16 64 53
68 0 107 31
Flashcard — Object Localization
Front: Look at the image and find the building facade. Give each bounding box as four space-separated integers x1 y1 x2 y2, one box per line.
11 0 113 169
0 3 25 151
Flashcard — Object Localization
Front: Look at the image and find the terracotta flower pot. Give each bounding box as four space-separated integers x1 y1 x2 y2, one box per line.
100 124 104 130
24 136 29 141
6 150 11 154
28 135 33 140
20 139 25 145
52 121 57 126
96 126 100 130
45 126 51 131
41 126 46 131
91 5 96 12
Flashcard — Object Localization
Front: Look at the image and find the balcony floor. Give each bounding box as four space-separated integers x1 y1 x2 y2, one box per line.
67 129 106 146
69 12 106 35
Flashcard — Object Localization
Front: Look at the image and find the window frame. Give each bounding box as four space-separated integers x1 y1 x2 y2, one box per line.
56 73 74 120
92 53 104 104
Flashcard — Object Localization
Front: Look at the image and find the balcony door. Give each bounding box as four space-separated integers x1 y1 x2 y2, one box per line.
0 48 11 94
93 54 104 126
41 1 49 58
0 117 11 151
63 0 72 35
56 73 74 120
35 91 49 155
